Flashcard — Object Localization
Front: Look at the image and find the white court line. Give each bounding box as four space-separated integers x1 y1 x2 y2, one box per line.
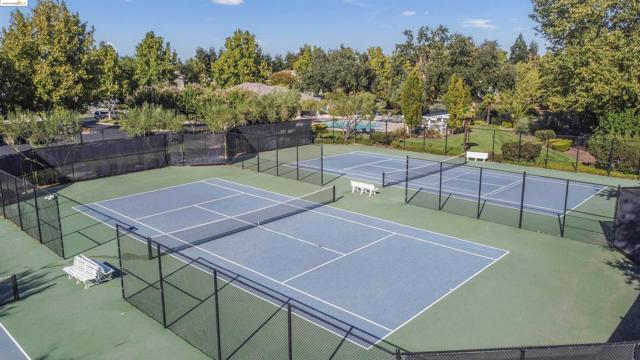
91 198 393 332
193 204 345 256
79 208 379 350
135 193 243 220
283 233 395 283
205 180 500 261
481 179 523 198
212 178 509 254
95 178 211 205
564 185 609 216
380 250 510 343
0 322 31 360
341 158 395 171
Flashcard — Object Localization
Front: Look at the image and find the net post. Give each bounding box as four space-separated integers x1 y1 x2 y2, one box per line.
14 177 23 230
438 162 443 210
296 145 300 181
213 270 222 360
33 187 43 243
518 172 527 228
382 172 386 187
332 185 336 203
320 145 324 185
403 156 409 203
156 242 167 328
476 167 483 219
560 179 570 237
287 303 293 360
115 224 126 300
54 195 65 259
11 274 19 301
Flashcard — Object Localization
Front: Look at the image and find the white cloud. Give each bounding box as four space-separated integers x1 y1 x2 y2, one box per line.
212 0 243 5
401 10 416 17
460 18 497 29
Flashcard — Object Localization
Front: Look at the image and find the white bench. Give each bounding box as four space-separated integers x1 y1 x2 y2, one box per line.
63 255 114 289
466 151 489 162
351 180 378 197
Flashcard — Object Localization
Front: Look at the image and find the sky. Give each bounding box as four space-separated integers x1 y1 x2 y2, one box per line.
0 0 546 60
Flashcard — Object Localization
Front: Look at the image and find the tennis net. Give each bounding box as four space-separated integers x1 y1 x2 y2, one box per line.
382 154 467 187
156 186 337 255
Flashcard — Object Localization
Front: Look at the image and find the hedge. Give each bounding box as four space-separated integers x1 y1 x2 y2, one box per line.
549 138 573 152
587 137 640 174
502 141 542 162
535 129 556 141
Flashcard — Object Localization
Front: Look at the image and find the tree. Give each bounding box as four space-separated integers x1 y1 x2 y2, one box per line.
0 0 100 111
211 29 270 88
528 40 539 60
133 31 178 87
96 42 122 109
271 54 288 72
401 70 423 132
268 71 297 88
444 74 473 148
120 104 183 136
509 34 529 64
293 45 313 76
531 0 640 119
118 56 137 98
326 91 376 141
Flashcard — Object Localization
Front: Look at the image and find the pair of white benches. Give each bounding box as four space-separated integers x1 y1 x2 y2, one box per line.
466 151 489 162
350 180 378 196
63 255 114 289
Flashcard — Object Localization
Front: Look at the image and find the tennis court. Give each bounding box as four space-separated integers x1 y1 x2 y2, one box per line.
74 178 508 342
299 151 607 217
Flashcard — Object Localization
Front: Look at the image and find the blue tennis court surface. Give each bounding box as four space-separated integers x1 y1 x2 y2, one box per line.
0 323 30 360
75 178 508 343
300 151 607 216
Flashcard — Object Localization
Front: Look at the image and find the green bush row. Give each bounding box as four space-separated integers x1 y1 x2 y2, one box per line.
502 141 542 162
549 138 573 152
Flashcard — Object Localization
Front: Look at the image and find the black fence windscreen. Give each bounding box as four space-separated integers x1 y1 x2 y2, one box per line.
0 274 20 306
613 187 640 263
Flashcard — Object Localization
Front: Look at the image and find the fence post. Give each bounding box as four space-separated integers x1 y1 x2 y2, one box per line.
395 349 402 360
213 270 222 360
520 348 526 360
385 120 389 146
11 274 19 301
444 126 449 155
14 177 23 230
156 242 167 328
491 130 496 160
332 119 336 143
438 162 444 210
276 136 280 177
476 167 483 219
423 125 426 151
54 195 65 259
0 178 6 218
288 303 293 360
257 137 261 172
575 138 581 172
545 139 550 168
116 225 126 299
518 172 527 228
560 179 570 237
517 133 522 163
633 342 640 360
296 146 300 181
320 145 324 185
607 138 615 176
612 185 622 243
404 156 409 203
33 187 43 243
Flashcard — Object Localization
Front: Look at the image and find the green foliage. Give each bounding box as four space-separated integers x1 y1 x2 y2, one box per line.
444 74 472 129
593 110 640 139
549 138 572 152
312 123 327 137
502 141 542 161
0 0 101 111
260 90 301 122
120 104 183 136
0 110 37 146
133 32 178 88
211 29 270 88
509 34 529 64
326 91 377 140
268 71 297 88
300 99 323 117
532 0 640 116
182 47 216 85
0 108 81 146
401 70 423 131
126 86 179 109
587 137 640 174
298 46 374 95
535 129 556 141
96 42 123 103
501 121 513 128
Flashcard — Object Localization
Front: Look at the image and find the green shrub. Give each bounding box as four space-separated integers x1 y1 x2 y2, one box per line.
312 123 328 137
549 138 572 152
502 141 542 162
501 122 513 128
587 137 640 174
535 129 556 141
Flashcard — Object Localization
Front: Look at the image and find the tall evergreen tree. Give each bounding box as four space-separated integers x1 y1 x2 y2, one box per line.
509 34 529 63
401 69 424 131
528 40 539 60
211 29 270 88
133 31 178 87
